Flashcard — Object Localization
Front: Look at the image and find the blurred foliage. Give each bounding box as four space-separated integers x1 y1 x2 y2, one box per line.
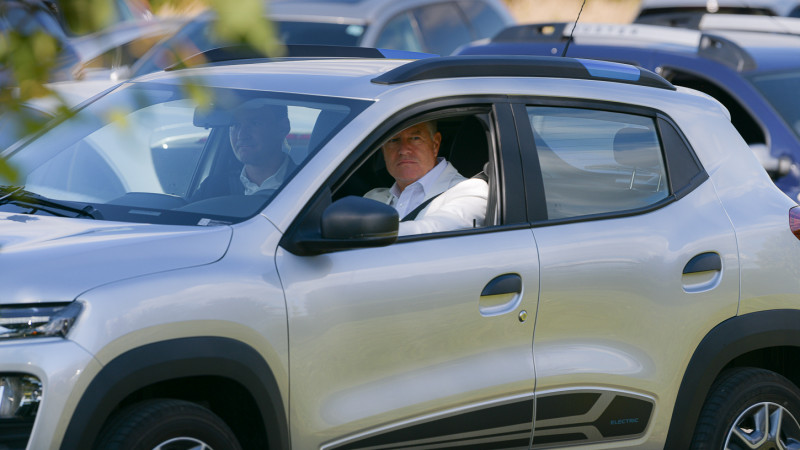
0 0 282 183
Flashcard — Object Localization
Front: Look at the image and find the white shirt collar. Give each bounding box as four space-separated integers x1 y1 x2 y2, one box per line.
240 155 290 195
389 157 447 200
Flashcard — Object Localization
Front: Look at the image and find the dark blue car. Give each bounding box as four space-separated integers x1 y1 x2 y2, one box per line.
457 21 800 201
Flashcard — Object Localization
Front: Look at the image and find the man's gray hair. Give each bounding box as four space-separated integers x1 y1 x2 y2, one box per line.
422 120 437 139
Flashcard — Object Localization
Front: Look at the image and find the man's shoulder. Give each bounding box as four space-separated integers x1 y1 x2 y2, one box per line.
442 176 488 198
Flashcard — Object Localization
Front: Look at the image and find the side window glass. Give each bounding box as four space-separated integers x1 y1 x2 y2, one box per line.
527 106 669 220
412 3 473 55
374 13 424 52
457 0 507 39
332 113 493 236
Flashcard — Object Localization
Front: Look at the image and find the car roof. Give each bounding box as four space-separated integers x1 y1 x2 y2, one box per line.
129 53 676 101
638 0 800 16
473 22 800 73
698 13 800 33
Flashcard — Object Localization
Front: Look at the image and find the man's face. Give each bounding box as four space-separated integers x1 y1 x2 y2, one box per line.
229 108 288 166
382 122 441 190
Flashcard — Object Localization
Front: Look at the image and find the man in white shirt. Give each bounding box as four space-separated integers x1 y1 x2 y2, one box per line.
364 120 488 236
229 100 294 195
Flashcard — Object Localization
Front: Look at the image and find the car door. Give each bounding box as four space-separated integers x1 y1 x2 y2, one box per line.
511 102 740 448
276 103 539 449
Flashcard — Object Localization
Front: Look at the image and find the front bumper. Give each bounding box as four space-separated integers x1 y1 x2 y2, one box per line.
0 338 99 450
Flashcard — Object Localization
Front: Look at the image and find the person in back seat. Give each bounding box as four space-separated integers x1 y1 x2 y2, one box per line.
364 120 488 236
192 99 295 200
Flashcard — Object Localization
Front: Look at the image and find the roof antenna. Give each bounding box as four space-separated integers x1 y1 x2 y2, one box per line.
561 0 588 57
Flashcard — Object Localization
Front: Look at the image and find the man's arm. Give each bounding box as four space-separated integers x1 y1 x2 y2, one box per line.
399 178 488 236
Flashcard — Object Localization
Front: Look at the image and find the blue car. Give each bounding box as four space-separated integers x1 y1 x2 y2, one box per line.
457 21 800 201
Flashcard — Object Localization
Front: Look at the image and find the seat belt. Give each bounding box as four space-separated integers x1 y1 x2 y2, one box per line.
401 195 439 222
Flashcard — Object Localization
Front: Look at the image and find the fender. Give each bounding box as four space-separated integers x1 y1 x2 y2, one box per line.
60 337 288 450
664 309 800 449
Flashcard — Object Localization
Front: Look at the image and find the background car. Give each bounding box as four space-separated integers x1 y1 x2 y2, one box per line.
3 47 800 450
635 0 800 28
457 21 800 202
64 16 186 81
42 0 154 37
0 0 80 85
127 0 516 77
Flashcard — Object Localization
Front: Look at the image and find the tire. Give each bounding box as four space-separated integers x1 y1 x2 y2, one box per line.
690 367 800 450
95 398 243 450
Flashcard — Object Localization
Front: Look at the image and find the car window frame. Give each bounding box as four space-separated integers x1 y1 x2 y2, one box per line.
279 96 529 255
510 98 708 227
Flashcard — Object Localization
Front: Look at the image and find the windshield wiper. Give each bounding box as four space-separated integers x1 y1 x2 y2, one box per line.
0 186 102 219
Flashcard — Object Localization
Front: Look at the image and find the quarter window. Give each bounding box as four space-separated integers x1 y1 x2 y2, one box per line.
526 106 669 220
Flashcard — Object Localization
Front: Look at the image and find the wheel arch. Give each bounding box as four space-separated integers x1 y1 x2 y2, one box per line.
60 336 289 450
664 309 800 448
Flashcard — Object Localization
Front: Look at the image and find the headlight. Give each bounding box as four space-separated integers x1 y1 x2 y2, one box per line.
0 302 83 339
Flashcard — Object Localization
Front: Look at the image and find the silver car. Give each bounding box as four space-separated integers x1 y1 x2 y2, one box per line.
1 49 800 449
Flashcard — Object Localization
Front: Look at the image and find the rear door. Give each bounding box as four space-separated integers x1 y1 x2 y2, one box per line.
511 101 740 448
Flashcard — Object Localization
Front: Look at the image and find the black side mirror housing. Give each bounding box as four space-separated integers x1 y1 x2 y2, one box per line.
287 196 398 255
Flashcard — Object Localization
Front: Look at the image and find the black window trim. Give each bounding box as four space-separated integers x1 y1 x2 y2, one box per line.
510 96 708 227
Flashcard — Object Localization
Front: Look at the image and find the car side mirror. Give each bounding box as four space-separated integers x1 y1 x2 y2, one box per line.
287 196 399 255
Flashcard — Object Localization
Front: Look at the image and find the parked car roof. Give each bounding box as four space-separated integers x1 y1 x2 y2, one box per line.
636 0 800 19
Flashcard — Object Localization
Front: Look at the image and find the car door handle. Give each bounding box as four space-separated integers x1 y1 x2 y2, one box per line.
479 274 523 317
683 252 722 275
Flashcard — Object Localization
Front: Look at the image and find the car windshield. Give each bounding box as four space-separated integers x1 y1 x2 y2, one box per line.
1 82 370 225
748 69 800 140
131 17 366 77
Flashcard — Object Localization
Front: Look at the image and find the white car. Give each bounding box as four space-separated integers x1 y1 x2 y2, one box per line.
1 48 800 449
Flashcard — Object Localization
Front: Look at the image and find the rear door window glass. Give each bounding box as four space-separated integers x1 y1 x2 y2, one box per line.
457 0 507 39
413 3 473 55
374 12 423 52
526 106 669 220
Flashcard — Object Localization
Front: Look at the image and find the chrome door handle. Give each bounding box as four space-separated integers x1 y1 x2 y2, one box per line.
479 274 523 317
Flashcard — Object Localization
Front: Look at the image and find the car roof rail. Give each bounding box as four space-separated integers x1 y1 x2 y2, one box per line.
371 55 676 90
697 33 757 71
165 45 437 71
699 14 800 36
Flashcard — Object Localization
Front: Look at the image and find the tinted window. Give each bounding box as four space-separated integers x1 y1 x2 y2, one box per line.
526 106 668 220
458 0 507 39
413 3 473 55
375 12 423 52
277 21 365 46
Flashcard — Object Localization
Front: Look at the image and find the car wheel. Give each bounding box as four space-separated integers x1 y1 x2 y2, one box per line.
95 398 242 450
691 367 800 450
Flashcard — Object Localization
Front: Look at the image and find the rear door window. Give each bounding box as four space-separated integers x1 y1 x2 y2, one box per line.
524 106 669 220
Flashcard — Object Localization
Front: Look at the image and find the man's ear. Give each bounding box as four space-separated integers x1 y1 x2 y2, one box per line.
433 131 442 154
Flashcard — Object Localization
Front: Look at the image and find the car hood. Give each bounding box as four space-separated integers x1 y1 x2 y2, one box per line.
0 213 232 303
